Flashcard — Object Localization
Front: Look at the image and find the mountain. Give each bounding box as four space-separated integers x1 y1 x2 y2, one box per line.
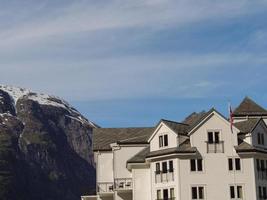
0 85 97 200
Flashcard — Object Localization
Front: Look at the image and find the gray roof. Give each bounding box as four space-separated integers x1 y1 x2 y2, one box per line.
235 141 267 154
233 97 267 117
161 119 189 135
234 118 261 133
93 127 154 151
182 111 207 127
127 147 150 163
146 140 197 158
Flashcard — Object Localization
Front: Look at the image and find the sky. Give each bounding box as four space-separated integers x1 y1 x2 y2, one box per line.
1 0 267 127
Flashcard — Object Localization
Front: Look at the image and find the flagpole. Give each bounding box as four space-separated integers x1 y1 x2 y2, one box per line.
228 101 237 192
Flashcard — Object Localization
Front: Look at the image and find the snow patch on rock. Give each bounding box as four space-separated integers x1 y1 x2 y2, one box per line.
0 85 97 128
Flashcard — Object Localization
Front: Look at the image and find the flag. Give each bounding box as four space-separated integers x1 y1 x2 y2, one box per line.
229 103 233 133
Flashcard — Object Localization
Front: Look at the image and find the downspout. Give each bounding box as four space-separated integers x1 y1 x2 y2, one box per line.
112 143 121 200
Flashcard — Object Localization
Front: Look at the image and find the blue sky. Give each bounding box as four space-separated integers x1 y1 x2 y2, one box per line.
1 0 267 127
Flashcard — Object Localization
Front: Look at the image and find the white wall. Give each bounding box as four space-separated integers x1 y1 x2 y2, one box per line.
132 167 151 200
113 145 147 179
150 123 178 152
178 113 257 200
96 151 114 183
150 159 179 200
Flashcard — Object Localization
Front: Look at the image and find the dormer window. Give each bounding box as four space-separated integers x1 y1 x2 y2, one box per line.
206 130 224 153
208 131 220 144
159 134 168 148
258 133 264 145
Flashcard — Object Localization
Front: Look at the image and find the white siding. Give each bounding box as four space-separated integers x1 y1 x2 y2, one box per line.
132 167 151 200
150 123 178 152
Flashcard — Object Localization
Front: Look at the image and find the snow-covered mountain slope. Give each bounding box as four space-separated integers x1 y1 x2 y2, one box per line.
0 85 98 128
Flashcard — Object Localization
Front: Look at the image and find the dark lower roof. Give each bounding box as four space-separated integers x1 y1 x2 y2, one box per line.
93 127 154 151
235 141 267 154
233 97 267 117
127 147 150 163
234 119 261 133
146 140 196 158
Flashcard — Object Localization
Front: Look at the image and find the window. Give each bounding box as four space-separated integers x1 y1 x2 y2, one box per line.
170 188 175 199
162 162 168 173
207 131 220 143
257 159 260 171
228 158 241 171
197 159 203 171
259 186 262 199
163 189 168 200
208 132 213 143
228 159 233 171
258 133 265 145
235 158 241 170
164 134 168 146
159 136 163 147
215 132 219 143
191 159 203 172
237 186 243 198
230 185 243 199
159 134 168 148
157 190 161 200
230 186 235 198
156 163 160 174
191 186 204 199
264 187 267 199
169 161 174 172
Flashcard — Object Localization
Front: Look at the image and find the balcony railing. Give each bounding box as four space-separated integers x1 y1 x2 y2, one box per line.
97 182 114 193
155 170 174 183
114 178 132 190
206 141 224 153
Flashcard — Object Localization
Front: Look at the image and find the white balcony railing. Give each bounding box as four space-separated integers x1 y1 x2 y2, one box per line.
97 182 114 193
206 141 224 153
114 178 132 190
155 170 174 183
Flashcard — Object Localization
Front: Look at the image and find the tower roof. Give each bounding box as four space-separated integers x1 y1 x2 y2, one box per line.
233 97 267 117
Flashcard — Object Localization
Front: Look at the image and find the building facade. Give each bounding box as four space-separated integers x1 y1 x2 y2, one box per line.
82 97 267 200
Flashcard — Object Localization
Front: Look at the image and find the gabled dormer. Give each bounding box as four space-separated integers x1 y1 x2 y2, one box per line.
235 118 267 148
148 119 189 152
188 108 239 154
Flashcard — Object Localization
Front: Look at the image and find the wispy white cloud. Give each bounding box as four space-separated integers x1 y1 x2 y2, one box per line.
0 0 266 48
0 0 267 102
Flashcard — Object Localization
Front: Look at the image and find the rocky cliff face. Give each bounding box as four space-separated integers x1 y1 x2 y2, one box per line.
0 85 96 200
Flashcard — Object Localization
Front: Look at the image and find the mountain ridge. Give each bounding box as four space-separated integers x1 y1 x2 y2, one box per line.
0 85 96 200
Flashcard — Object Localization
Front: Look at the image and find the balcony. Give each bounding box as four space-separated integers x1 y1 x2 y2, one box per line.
206 141 224 153
155 170 174 183
114 178 132 191
97 182 114 194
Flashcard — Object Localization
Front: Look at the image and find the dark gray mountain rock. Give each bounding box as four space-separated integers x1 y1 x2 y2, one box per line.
0 86 96 200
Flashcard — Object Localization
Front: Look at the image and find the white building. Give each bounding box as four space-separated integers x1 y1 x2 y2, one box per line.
82 97 267 200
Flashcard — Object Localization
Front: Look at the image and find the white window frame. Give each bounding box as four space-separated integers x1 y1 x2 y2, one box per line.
190 185 206 200
229 184 245 200
190 159 204 173
159 133 169 148
228 157 242 172
207 129 222 143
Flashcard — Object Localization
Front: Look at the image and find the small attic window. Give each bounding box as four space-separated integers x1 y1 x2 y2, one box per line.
258 133 264 145
159 134 168 148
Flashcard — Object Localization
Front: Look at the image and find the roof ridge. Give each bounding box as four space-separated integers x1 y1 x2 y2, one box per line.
95 127 154 130
161 119 189 126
